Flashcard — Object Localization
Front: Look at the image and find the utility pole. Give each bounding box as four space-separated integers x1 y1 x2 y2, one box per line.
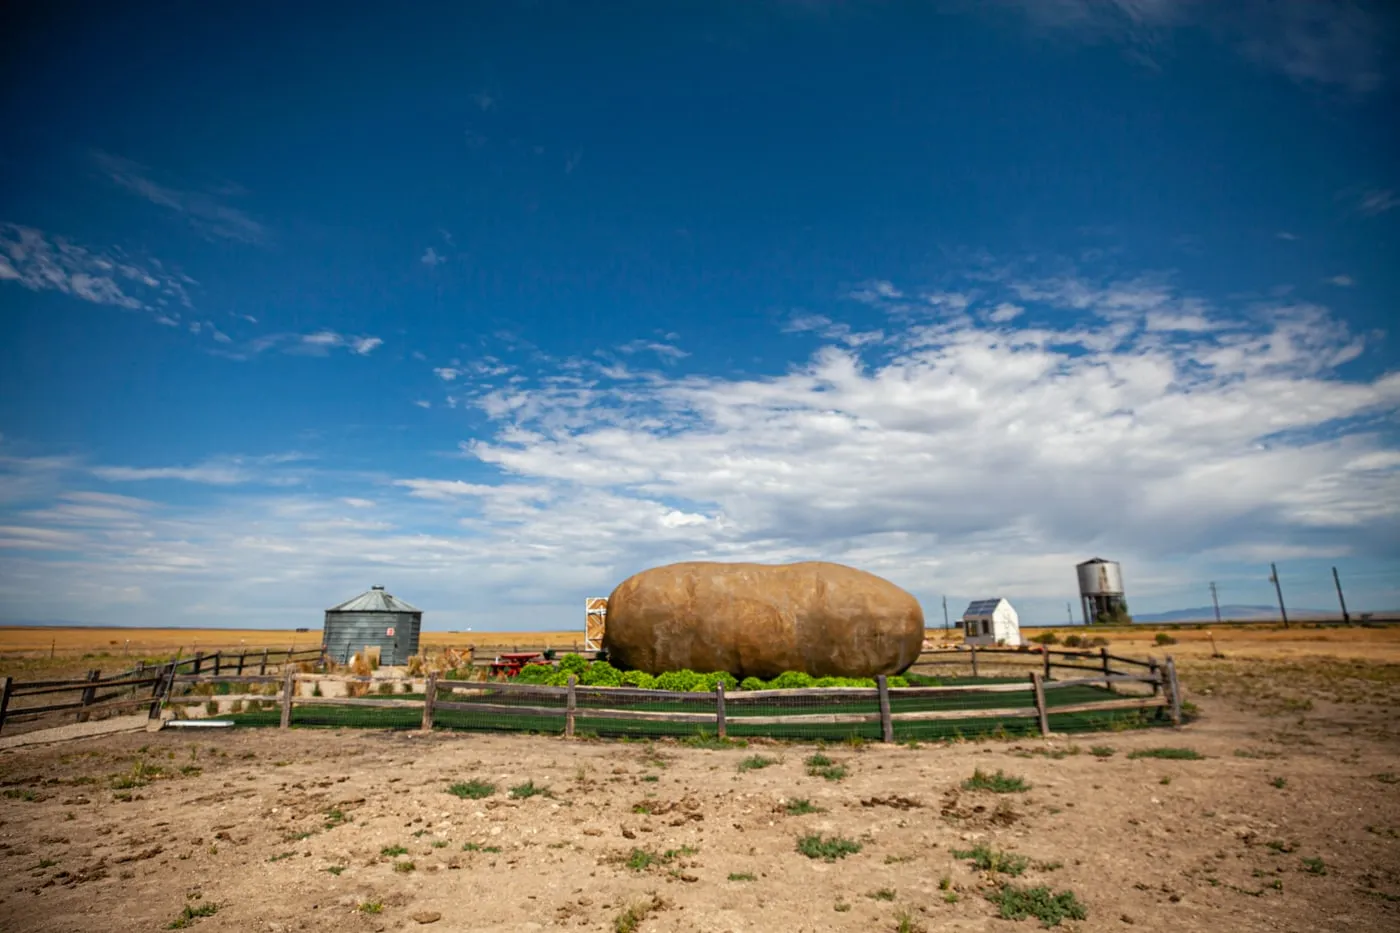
1066 602 1073 625
1269 563 1289 629
1332 566 1350 625
1209 582 1222 625
941 596 950 632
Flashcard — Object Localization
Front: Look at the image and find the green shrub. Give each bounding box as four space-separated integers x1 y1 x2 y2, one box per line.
886 675 909 688
1154 632 1177 646
545 671 571 686
962 768 1030 793
558 653 589 675
1063 634 1085 648
739 676 765 691
796 833 862 861
1030 632 1060 645
769 671 815 690
655 670 703 692
952 844 1029 876
619 670 656 689
703 671 739 692
514 663 556 684
987 884 1087 927
581 661 623 687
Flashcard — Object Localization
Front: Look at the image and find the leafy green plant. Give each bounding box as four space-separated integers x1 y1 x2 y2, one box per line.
613 895 664 933
325 865 345 875
951 844 1029 877
1089 745 1115 758
1270 776 1287 789
866 888 896 901
462 842 501 853
2 788 37 801
267 852 296 862
1154 633 1177 646
962 768 1030 793
738 754 777 772
625 848 659 871
796 833 862 861
679 730 745 749
805 752 848 781
380 845 408 857
1127 747 1203 760
558 653 589 676
728 872 756 881
894 907 925 933
1301 856 1327 875
393 860 415 873
448 779 496 799
509 780 551 799
619 670 656 689
168 903 219 929
987 884 1087 927
784 798 823 815
359 900 383 914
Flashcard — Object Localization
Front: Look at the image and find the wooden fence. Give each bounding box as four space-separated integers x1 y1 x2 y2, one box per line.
0 647 324 734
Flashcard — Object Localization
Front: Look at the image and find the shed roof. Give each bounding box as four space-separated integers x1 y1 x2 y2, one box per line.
962 598 1010 618
327 585 421 613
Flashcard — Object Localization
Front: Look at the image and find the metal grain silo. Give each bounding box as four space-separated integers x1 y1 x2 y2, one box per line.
323 585 422 666
1076 558 1130 625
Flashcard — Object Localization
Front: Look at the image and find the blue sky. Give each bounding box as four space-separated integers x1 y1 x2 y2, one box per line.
1 1 1397 631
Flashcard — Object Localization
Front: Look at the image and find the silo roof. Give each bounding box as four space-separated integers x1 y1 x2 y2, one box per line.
327 585 421 613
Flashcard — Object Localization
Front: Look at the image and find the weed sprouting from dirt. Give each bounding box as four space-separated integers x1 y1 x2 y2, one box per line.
510 780 552 799
1375 772 1399 785
1127 747 1204 760
962 768 1030 793
866 887 896 900
358 900 383 914
1301 856 1328 875
797 833 862 861
785 798 823 815
462 842 501 853
324 807 349 829
1090 745 1115 758
325 865 345 875
448 779 496 799
625 848 659 871
729 871 757 881
380 845 408 857
894 906 926 933
987 884 1087 927
393 860 415 873
679 731 746 749
804 753 848 782
613 895 665 933
1270 776 1287 789
738 754 778 772
168 903 219 928
2 788 37 801
952 844 1029 877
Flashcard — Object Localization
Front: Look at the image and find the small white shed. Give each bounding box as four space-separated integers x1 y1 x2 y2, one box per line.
961 598 1021 647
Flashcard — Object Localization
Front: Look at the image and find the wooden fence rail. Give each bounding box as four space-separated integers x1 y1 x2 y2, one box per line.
138 664 1172 741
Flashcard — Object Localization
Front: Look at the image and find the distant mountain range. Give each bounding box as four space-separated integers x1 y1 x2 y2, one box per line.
1129 604 1341 623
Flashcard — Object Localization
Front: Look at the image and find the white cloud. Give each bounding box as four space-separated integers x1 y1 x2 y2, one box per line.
341 498 376 509
421 247 446 267
1275 231 1298 241
987 302 1023 323
414 400 432 409
91 463 252 485
0 223 192 313
848 280 904 304
351 336 383 356
618 339 689 360
235 331 384 359
1001 0 1387 93
1356 189 1399 216
1327 275 1355 287
94 151 267 243
434 367 461 382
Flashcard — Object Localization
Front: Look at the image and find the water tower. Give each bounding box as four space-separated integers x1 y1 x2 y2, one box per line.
1077 558 1129 625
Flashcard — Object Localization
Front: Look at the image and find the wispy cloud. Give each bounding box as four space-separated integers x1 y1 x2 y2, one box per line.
0 223 192 313
1356 189 1399 216
1275 231 1299 241
90 453 306 486
848 280 904 304
94 151 267 244
1000 0 1389 92
433 367 460 382
1327 274 1355 287
421 247 446 267
472 90 495 111
232 331 384 360
987 302 1024 323
618 339 689 360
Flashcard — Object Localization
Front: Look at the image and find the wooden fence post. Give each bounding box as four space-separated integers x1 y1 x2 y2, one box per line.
76 669 100 723
1100 647 1113 692
147 664 169 719
715 681 727 740
1164 657 1183 726
1042 648 1051 682
0 677 12 734
421 672 438 731
236 652 244 676
1148 659 1161 697
280 668 295 729
1030 672 1050 737
565 675 577 738
876 675 894 743
193 651 204 675
212 652 221 677
970 645 979 678
259 648 269 676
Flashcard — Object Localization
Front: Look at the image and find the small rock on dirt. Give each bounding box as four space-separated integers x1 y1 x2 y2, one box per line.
412 911 442 924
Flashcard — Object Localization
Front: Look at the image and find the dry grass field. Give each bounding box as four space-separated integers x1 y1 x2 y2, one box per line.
0 624 1397 932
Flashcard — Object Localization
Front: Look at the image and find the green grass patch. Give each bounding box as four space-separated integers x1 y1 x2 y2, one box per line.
679 730 747 749
1270 776 1287 789
613 895 664 933
462 842 501 853
448 779 496 799
509 780 551 799
738 754 777 772
359 900 383 914
1127 747 1203 760
1089 745 1115 758
393 860 415 873
380 845 408 857
797 833 862 861
987 884 1087 927
1301 856 1327 875
728 872 756 881
2 788 37 801
962 768 1030 793
804 752 848 782
951 844 1029 876
168 903 219 929
866 887 896 900
784 797 823 815
324 865 345 875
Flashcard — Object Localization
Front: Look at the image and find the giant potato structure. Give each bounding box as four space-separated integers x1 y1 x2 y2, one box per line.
603 561 925 679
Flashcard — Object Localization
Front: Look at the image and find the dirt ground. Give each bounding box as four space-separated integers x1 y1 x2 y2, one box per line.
2 641 1398 933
